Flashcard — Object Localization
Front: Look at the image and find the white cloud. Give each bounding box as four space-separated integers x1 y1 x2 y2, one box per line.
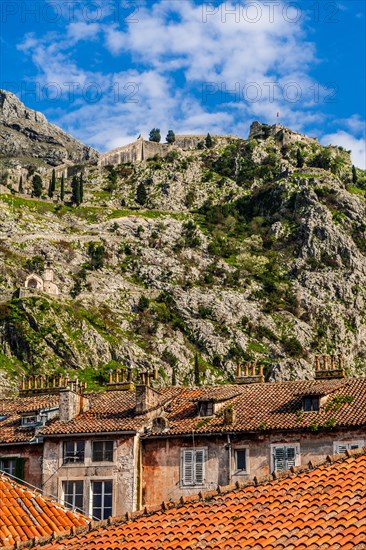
14 0 363 158
321 131 366 169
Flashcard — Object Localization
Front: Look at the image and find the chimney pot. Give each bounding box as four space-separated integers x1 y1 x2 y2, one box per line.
236 362 241 377
323 354 328 370
251 362 256 376
244 362 249 376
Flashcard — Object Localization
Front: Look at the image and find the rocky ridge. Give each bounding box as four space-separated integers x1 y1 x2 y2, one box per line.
0 90 99 171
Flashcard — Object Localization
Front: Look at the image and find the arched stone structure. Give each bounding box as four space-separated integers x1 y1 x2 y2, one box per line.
25 274 44 291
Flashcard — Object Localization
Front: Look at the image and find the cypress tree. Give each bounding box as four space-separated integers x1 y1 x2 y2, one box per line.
205 133 213 148
194 354 200 386
80 173 84 203
60 173 65 201
48 169 56 198
19 176 23 193
31 174 43 197
352 165 358 184
71 175 81 206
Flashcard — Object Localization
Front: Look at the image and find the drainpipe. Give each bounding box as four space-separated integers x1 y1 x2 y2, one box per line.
227 434 232 485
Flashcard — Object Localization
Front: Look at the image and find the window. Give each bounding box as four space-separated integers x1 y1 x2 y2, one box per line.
92 481 113 520
181 449 206 487
272 445 299 472
63 441 85 464
303 396 320 411
0 458 16 476
334 441 363 454
92 441 114 462
234 449 248 473
21 415 39 427
62 480 84 512
198 401 214 417
0 457 24 480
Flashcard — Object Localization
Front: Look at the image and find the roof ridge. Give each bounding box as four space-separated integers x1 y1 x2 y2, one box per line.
6 447 365 550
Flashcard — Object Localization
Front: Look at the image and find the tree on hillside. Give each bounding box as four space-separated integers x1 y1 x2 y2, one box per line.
71 175 81 206
60 173 65 201
80 173 84 203
296 148 304 168
194 353 200 386
352 165 358 184
31 174 43 197
136 182 147 205
48 169 56 198
87 242 106 270
18 176 23 194
205 133 213 148
149 128 161 143
166 130 176 144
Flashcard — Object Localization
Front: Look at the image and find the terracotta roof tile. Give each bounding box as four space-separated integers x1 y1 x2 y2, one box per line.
24 449 366 550
35 377 366 437
0 473 89 547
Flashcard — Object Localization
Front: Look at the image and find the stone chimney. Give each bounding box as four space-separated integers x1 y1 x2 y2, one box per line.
135 370 161 415
235 362 265 384
59 380 89 422
107 368 134 391
314 354 345 379
19 375 87 396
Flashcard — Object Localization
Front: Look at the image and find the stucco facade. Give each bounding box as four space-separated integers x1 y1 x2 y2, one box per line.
142 427 366 506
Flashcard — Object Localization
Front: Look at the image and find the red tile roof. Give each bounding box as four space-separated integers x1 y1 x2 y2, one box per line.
0 473 89 548
25 448 366 550
0 394 60 444
3 377 366 439
159 378 366 436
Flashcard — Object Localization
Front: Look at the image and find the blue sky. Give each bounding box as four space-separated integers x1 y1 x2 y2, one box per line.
1 0 365 167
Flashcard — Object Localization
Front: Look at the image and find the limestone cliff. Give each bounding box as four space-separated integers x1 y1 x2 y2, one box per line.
0 90 99 169
0 119 366 392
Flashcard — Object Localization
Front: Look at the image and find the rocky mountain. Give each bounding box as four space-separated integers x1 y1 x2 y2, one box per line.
1 107 366 393
0 90 99 171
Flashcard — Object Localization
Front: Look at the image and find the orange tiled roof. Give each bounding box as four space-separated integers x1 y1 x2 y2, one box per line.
159 377 366 435
0 394 59 444
0 473 89 548
2 377 366 439
26 449 366 550
40 378 366 437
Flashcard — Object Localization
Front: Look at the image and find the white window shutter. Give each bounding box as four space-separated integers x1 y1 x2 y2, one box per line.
182 450 194 485
337 444 348 454
195 450 205 485
286 447 296 467
274 447 286 471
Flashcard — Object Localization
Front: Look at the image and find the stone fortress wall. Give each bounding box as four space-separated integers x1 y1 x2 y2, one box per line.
99 134 239 167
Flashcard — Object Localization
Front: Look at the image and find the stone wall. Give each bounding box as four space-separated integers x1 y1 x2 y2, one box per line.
42 434 140 516
99 135 239 167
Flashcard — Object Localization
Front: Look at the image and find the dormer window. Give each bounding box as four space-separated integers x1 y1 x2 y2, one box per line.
198 401 214 417
303 396 320 412
21 415 39 427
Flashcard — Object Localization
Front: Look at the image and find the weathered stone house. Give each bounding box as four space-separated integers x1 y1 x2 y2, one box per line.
141 359 366 506
0 389 59 487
